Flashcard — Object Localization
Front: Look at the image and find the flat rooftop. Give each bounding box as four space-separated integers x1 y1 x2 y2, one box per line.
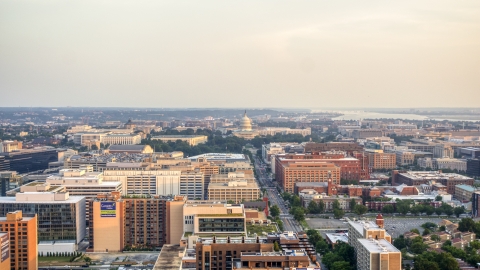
399 171 473 180
326 233 348 244
188 153 247 161
348 219 387 236
153 244 185 270
152 135 206 138
358 238 400 253
0 196 85 204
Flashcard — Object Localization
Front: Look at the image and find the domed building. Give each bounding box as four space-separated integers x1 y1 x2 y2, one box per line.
239 111 253 131
232 110 259 139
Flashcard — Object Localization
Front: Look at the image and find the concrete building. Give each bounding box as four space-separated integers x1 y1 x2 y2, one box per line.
304 142 364 155
454 185 476 202
182 201 247 236
356 239 401 270
467 159 480 177
88 191 173 252
208 181 260 203
392 170 474 194
151 135 208 146
108 144 154 154
347 215 400 270
352 129 383 139
433 144 454 158
417 157 435 169
0 211 37 270
365 150 396 170
0 140 22 152
436 158 467 172
275 160 340 193
0 183 86 244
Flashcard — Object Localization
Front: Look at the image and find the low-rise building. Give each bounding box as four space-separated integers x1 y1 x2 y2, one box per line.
454 185 476 202
151 135 208 146
365 150 396 170
392 170 474 194
208 181 260 203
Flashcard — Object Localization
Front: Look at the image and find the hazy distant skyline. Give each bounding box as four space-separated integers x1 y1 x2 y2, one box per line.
1 1 479 108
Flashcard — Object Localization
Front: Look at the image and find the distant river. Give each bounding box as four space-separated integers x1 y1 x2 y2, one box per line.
330 111 479 122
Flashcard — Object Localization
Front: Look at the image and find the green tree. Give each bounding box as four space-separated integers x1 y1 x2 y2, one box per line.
430 234 440 242
396 200 410 215
315 240 329 255
382 204 394 214
470 240 480 250
331 261 351 270
443 204 454 216
322 252 343 270
422 228 431 236
334 208 345 219
90 145 98 150
270 205 280 218
410 241 427 254
353 204 368 216
290 207 305 222
425 205 435 216
393 236 407 250
410 228 420 234
435 207 443 217
458 218 475 232
454 206 465 218
421 222 437 230
435 195 443 201
349 198 357 211
307 201 319 214
307 229 322 244
317 200 325 214
273 241 280 252
332 199 340 210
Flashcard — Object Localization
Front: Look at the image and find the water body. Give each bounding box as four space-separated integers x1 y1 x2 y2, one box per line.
331 111 480 122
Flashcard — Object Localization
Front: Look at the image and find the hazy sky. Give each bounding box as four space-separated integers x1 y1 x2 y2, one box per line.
1 1 479 108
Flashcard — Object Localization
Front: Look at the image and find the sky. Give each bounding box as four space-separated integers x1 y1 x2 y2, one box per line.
0 0 479 108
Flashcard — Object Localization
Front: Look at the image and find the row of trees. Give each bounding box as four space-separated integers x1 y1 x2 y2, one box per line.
388 200 465 217
39 251 82 257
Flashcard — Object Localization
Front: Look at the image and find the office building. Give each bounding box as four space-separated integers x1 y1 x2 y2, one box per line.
183 201 247 236
457 147 480 159
275 159 340 193
436 158 467 172
433 144 454 158
467 159 480 177
0 183 86 244
208 181 260 203
64 152 153 171
0 211 37 270
0 171 21 196
108 144 154 154
304 142 363 155
392 170 473 194
352 129 383 139
472 191 480 218
0 147 59 173
0 140 23 152
365 150 396 170
454 185 476 202
151 135 208 146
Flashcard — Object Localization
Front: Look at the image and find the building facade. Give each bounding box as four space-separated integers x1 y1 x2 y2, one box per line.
208 181 260 203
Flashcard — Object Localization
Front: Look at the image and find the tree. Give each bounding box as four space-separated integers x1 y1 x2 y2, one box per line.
410 228 420 234
421 222 437 230
439 225 446 231
425 206 435 216
470 240 480 250
91 145 98 150
410 241 427 254
396 201 410 215
307 201 319 214
435 207 443 217
353 204 368 216
422 228 431 236
291 207 305 222
382 205 394 214
307 229 322 244
331 261 351 270
322 252 343 270
458 218 475 232
317 200 325 214
334 208 345 219
315 240 329 255
332 199 340 210
393 236 407 250
435 195 443 201
270 205 280 218
443 204 454 216
273 241 280 252
349 198 357 211
430 234 440 242
454 206 465 218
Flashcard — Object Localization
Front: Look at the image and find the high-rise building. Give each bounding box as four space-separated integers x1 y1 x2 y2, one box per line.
365 150 396 170
208 181 260 203
0 211 37 270
472 191 480 218
467 159 480 177
0 147 59 173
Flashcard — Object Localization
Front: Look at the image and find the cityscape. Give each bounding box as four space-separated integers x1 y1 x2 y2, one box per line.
1 1 480 270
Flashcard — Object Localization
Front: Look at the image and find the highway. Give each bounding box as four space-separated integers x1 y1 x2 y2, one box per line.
252 154 302 233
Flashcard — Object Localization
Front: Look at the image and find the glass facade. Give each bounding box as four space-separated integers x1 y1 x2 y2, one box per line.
0 201 84 243
198 218 245 232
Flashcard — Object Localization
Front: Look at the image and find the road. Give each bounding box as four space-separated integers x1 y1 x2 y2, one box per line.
252 155 302 233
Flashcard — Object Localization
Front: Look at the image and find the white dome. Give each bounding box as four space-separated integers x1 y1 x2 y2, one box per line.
239 111 252 131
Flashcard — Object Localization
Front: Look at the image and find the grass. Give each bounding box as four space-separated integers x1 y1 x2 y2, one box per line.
38 256 75 263
247 224 278 236
299 220 310 230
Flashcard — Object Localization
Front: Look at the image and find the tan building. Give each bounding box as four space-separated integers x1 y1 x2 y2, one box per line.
151 135 208 146
208 181 260 203
0 140 23 152
0 211 37 270
436 158 467 172
275 159 341 193
395 150 415 166
366 150 396 170
166 196 188 245
0 232 10 269
357 239 401 270
88 195 125 252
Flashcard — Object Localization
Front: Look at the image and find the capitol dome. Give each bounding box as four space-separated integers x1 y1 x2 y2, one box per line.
239 111 252 131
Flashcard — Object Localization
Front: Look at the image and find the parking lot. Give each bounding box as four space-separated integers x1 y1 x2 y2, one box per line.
306 216 454 239
86 252 159 266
